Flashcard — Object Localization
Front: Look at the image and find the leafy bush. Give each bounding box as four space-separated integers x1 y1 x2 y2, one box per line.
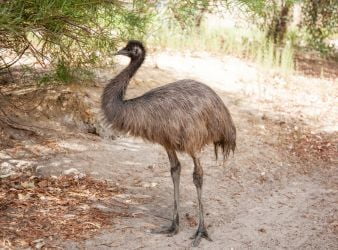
301 0 338 55
0 0 155 74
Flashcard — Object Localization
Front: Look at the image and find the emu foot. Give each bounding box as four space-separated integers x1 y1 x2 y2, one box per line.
190 227 212 247
151 222 179 237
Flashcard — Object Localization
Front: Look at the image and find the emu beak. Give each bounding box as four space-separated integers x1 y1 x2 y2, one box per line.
114 48 128 56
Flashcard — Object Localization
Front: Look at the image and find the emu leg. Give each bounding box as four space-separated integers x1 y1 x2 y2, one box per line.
190 156 212 247
152 149 181 236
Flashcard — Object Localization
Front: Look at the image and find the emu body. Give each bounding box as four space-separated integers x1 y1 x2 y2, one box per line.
101 40 236 246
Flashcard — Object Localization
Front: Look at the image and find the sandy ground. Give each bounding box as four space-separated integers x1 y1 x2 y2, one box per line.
1 52 337 249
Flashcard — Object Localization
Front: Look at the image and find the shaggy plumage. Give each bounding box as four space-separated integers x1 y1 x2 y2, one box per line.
101 40 236 246
102 41 236 158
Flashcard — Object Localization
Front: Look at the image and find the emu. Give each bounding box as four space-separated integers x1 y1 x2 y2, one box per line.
101 40 236 246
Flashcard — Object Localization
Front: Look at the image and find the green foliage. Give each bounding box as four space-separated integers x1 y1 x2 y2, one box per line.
0 0 156 72
240 0 337 56
1 0 336 82
163 0 212 28
55 60 74 84
38 60 94 85
158 0 272 29
301 0 338 55
240 0 298 45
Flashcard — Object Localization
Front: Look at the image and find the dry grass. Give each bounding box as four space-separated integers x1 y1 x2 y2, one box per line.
150 24 295 74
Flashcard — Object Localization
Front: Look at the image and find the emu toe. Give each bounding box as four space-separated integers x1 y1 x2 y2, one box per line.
190 228 212 247
151 222 179 237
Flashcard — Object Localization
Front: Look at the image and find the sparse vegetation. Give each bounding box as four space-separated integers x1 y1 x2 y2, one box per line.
150 23 295 73
1 0 337 82
37 61 94 86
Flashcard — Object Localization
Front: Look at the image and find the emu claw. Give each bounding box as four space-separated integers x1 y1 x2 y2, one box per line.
190 228 212 247
151 223 179 237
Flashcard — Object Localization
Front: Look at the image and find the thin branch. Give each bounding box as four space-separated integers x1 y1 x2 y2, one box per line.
0 45 29 71
24 37 48 67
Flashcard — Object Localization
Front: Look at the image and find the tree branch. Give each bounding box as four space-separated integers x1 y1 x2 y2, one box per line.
0 45 29 71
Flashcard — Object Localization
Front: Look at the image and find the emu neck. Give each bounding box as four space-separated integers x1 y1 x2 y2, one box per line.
108 56 144 100
102 55 144 122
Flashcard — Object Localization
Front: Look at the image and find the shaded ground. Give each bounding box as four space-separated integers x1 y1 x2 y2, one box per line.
295 53 338 79
0 52 337 249
0 174 129 248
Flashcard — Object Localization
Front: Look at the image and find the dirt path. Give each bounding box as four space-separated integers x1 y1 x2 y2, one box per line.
40 126 337 249
1 52 337 249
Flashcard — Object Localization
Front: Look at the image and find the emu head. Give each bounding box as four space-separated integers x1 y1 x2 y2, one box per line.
115 40 145 60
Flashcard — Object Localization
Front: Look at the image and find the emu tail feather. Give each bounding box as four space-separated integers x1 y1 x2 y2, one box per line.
214 138 236 164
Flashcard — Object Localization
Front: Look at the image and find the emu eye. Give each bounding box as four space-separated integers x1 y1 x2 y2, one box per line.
133 47 140 54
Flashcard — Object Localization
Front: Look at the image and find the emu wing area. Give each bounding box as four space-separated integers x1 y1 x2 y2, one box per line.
125 80 234 154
